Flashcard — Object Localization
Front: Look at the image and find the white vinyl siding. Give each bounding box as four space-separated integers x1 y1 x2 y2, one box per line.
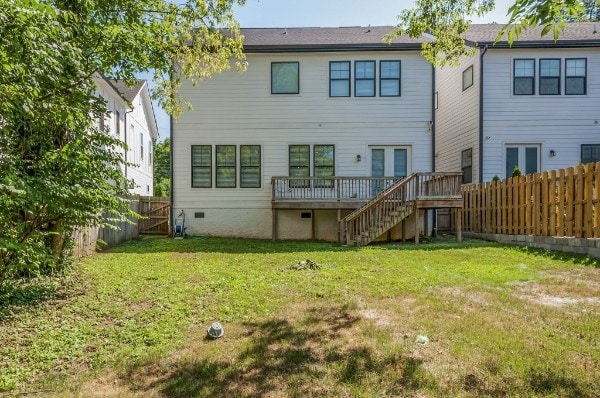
173 51 433 238
482 48 600 180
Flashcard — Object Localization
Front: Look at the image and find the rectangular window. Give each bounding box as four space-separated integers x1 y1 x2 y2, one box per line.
289 145 310 188
461 148 473 184
581 144 600 164
462 65 473 91
148 139 152 166
313 145 335 187
271 62 299 94
566 58 587 95
191 145 212 188
115 111 120 137
539 59 560 95
216 145 236 188
380 60 401 96
240 145 261 188
514 59 535 95
140 133 144 160
329 61 351 97
354 61 376 97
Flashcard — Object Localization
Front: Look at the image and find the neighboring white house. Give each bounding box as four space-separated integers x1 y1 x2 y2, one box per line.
172 26 438 241
94 76 159 195
436 22 600 183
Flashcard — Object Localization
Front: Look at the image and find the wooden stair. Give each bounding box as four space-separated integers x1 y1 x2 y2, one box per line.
342 174 418 246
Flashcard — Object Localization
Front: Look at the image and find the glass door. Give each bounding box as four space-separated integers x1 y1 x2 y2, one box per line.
370 146 410 194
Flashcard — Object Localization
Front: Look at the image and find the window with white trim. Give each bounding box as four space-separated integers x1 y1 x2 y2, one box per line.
514 59 535 95
354 61 375 97
240 145 261 188
566 58 587 95
191 145 212 188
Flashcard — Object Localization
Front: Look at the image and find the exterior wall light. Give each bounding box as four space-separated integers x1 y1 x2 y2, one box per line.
549 149 556 157
356 154 362 162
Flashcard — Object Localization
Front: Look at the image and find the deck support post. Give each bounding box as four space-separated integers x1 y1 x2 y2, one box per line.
456 208 462 243
337 209 342 244
272 208 277 242
415 208 420 245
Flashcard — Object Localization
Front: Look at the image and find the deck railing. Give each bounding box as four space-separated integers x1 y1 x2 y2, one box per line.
271 176 405 202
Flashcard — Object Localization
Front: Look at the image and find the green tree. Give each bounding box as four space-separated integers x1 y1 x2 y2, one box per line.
0 0 245 280
389 0 589 66
154 139 171 197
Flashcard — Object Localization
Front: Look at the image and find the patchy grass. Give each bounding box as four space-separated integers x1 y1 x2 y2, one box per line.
0 237 598 397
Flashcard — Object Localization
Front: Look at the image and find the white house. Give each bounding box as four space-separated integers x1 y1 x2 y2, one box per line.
435 22 600 183
94 76 159 195
172 27 461 242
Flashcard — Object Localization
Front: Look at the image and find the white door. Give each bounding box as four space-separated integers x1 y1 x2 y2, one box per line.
370 146 410 194
505 144 540 177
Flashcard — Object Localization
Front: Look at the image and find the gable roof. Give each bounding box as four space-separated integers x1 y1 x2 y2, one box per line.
466 22 600 47
240 26 432 52
109 79 146 102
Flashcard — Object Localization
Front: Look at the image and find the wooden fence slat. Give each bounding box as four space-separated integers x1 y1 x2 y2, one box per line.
595 162 600 238
566 167 574 237
549 170 556 237
584 163 593 238
541 171 549 236
575 165 584 237
557 169 565 237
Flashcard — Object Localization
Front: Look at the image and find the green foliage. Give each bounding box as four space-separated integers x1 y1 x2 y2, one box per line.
0 1 245 280
390 0 589 66
512 165 523 177
153 138 171 197
492 175 501 182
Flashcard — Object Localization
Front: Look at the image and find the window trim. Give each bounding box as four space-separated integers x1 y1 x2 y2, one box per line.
240 145 261 188
379 60 401 97
313 144 335 188
354 60 376 97
329 61 351 97
581 144 600 164
289 145 310 188
271 61 300 95
565 58 587 95
140 132 144 161
539 58 561 95
513 58 535 96
461 148 473 184
191 145 212 188
215 145 236 188
462 65 474 91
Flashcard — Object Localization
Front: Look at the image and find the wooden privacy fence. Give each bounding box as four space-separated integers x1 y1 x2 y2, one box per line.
73 196 170 258
138 196 170 235
461 162 600 238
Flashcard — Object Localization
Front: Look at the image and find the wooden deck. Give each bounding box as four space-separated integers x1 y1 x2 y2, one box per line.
271 173 464 244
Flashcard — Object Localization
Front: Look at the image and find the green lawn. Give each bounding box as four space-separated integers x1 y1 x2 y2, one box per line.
1 237 598 397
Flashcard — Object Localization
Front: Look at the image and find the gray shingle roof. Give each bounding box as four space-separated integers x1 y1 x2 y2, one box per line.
240 26 432 51
466 22 600 45
109 79 146 102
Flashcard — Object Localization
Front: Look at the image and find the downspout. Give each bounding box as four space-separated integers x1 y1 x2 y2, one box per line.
479 44 489 183
431 63 437 237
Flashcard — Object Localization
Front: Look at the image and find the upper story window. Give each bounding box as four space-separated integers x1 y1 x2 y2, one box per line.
513 59 535 95
354 61 376 97
271 62 299 94
191 145 212 188
140 133 144 161
380 61 401 96
148 139 152 166
539 59 560 95
329 61 351 97
566 58 587 95
115 110 120 137
462 65 473 91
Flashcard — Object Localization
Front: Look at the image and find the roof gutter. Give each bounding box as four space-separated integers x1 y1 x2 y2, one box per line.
243 44 425 53
479 44 489 183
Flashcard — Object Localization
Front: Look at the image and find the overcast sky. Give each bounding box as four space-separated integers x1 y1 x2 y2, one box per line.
151 0 515 140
